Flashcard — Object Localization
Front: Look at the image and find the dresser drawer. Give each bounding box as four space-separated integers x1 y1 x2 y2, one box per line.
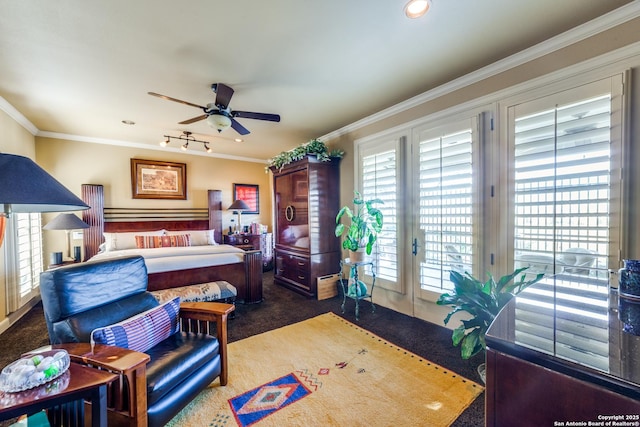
276 253 310 286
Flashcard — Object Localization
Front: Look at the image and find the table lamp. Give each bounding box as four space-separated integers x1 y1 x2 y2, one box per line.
0 153 89 248
228 199 250 234
43 213 90 260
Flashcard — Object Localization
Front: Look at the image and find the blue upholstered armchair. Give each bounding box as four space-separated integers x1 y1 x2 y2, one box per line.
39 255 234 427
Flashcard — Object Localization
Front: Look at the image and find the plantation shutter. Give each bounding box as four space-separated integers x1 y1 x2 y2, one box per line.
417 124 476 294
358 135 402 292
508 77 622 371
6 213 43 312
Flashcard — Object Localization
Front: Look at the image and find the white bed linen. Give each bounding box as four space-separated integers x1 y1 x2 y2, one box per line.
90 244 245 274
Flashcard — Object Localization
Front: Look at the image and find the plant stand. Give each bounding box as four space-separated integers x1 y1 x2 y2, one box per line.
339 259 376 320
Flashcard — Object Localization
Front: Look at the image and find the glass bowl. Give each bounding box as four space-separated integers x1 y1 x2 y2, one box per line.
0 349 70 393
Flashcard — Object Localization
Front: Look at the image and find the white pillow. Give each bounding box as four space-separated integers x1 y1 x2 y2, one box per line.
166 229 217 246
290 224 309 239
103 230 165 251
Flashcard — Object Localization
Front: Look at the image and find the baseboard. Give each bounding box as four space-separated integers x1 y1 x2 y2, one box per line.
0 296 41 336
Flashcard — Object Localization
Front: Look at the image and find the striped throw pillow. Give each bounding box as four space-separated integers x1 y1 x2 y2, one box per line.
135 234 191 249
90 297 181 353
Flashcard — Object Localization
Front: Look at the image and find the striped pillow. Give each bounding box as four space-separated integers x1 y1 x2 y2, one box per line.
135 234 191 249
90 297 181 353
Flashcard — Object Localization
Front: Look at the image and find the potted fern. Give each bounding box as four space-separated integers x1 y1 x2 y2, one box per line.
436 267 543 381
334 191 384 262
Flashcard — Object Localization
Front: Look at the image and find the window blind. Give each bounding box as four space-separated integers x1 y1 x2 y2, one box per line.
7 213 43 312
362 149 398 282
419 128 474 292
512 93 612 370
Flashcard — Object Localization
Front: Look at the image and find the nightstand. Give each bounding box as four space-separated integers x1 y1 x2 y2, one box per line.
224 233 273 271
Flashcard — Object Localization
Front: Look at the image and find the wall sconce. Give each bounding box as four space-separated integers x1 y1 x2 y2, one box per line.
160 131 215 153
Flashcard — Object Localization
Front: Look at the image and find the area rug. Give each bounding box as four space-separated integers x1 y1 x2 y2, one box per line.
166 312 483 427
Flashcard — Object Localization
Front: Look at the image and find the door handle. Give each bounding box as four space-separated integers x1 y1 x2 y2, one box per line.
412 238 418 256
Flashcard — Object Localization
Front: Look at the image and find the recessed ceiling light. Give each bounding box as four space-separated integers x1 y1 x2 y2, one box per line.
234 138 244 143
121 120 135 125
404 0 431 19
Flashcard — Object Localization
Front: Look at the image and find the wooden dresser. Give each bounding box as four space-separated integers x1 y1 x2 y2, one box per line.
270 156 341 297
485 285 640 426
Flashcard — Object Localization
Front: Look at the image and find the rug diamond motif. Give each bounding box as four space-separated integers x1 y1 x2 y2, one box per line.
229 372 312 426
237 383 297 414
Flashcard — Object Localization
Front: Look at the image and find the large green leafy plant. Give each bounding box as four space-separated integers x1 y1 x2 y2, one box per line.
335 191 384 255
436 267 543 359
267 138 344 172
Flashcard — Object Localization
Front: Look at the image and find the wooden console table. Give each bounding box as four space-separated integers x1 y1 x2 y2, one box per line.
485 285 640 426
0 363 117 426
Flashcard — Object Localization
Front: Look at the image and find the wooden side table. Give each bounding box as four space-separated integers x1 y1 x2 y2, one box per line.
0 363 117 426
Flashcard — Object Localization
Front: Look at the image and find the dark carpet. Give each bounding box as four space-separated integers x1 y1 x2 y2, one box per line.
0 271 484 426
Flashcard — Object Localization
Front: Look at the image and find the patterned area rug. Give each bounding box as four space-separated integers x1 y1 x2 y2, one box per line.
166 312 483 427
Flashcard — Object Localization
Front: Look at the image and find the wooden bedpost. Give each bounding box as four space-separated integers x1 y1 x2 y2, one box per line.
81 184 104 261
208 190 222 244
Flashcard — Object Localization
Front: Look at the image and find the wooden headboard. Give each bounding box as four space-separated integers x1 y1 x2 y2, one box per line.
81 184 223 260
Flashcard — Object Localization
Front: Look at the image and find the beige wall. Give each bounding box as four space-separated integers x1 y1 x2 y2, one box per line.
35 137 273 259
327 18 640 326
0 109 37 330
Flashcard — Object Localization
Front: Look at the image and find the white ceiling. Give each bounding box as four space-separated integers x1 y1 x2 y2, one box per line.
0 0 634 163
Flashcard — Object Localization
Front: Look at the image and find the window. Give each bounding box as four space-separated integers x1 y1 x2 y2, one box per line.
5 213 43 312
357 134 403 292
417 125 477 293
506 77 623 370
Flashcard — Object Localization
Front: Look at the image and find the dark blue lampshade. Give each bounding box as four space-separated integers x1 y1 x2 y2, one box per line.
0 153 89 214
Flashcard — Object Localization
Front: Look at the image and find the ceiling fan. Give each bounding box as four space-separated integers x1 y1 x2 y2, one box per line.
148 83 280 135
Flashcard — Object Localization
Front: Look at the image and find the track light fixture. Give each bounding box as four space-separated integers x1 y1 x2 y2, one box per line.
160 131 215 153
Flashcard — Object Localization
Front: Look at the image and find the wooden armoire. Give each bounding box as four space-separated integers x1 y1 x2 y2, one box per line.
271 156 341 297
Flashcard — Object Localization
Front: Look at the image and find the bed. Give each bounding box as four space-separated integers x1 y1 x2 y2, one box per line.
80 184 263 303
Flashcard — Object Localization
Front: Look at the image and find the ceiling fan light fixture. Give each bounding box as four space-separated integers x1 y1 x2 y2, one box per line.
207 113 232 132
404 0 431 18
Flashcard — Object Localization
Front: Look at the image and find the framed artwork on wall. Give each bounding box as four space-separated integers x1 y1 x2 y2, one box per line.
131 158 187 200
233 183 259 214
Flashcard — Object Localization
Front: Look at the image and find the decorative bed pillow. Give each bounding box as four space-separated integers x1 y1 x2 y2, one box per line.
103 230 165 251
166 229 217 246
90 297 180 353
135 234 191 249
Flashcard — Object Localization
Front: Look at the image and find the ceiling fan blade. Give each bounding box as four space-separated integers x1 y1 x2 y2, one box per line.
232 111 281 122
213 83 234 109
148 92 206 110
178 114 208 125
230 118 250 135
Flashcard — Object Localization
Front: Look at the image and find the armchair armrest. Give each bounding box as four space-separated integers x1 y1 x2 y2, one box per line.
53 343 150 427
179 301 234 386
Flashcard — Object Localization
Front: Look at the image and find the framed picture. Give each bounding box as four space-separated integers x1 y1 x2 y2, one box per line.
131 158 187 200
233 183 259 214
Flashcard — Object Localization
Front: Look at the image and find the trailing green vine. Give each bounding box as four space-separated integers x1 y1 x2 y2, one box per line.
266 138 344 172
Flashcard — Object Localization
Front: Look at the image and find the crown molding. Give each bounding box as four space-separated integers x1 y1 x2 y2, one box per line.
0 96 38 135
321 1 640 141
36 131 268 164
